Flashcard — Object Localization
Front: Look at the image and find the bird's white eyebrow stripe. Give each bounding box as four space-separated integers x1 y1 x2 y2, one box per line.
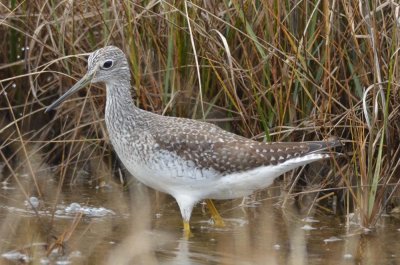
88 49 100 67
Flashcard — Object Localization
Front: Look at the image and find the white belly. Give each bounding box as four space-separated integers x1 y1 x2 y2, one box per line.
112 137 220 200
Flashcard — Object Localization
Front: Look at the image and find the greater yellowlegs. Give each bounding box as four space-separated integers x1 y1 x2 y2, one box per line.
45 46 340 236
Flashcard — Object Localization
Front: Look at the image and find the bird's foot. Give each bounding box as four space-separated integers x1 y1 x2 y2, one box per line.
183 221 193 239
206 199 225 227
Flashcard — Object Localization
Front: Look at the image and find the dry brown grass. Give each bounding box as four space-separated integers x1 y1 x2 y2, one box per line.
1 0 400 262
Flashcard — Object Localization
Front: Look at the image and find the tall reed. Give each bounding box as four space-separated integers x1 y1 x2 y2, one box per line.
1 0 399 234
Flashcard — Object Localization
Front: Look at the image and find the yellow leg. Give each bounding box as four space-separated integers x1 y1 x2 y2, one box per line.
183 221 193 238
206 199 225 227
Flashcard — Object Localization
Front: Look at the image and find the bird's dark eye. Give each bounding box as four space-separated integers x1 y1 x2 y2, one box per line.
102 60 113 69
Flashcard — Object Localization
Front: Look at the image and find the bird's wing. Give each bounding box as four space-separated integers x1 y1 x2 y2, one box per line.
151 116 338 174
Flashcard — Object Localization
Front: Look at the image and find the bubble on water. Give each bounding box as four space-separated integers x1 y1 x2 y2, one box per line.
17 55 20 59
12 83 16 88
363 228 372 233
65 202 81 213
30 197 40 208
155 213 162 219
301 224 316 231
323 236 342 243
273 244 281 250
343 254 353 259
2 251 30 262
24 196 40 209
64 202 115 217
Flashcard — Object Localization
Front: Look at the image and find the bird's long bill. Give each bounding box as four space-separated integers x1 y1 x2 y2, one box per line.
44 72 93 113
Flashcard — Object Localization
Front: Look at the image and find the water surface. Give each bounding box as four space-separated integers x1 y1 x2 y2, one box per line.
0 179 399 265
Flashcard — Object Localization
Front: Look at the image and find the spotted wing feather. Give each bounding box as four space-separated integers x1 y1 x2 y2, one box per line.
151 116 339 174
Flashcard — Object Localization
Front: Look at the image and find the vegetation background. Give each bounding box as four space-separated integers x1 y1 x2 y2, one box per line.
1 0 400 261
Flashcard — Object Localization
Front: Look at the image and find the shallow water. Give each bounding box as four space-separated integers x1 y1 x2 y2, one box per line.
0 179 400 265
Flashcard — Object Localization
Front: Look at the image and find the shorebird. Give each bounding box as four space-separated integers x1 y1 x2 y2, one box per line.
45 46 340 237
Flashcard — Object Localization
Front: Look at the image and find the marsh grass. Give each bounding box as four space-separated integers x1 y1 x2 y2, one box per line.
1 0 400 262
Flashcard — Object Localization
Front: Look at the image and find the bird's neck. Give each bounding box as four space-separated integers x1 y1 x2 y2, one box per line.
105 79 141 121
